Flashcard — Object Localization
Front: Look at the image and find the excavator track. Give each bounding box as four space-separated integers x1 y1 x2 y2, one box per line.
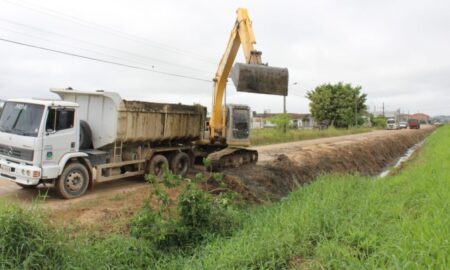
207 147 258 171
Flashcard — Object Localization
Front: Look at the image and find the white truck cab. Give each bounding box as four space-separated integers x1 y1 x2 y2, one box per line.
386 118 399 130
0 99 86 196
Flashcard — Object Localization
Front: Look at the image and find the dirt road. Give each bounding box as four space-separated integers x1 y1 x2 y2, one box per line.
0 127 433 202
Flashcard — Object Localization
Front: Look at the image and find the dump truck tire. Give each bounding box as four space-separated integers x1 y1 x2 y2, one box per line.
147 155 169 179
170 152 190 177
56 162 89 199
79 120 92 149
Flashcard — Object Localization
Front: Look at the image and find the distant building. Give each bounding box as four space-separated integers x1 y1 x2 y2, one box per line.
409 113 430 124
251 112 315 129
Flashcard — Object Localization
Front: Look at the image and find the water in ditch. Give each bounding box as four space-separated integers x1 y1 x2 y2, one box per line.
378 140 425 178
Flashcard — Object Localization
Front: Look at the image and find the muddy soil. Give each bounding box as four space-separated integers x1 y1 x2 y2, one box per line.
225 127 435 201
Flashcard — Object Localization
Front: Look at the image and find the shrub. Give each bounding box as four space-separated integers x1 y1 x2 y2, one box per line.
130 172 240 250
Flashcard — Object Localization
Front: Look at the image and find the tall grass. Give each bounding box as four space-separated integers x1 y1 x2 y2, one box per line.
0 204 65 269
181 126 450 269
251 127 375 146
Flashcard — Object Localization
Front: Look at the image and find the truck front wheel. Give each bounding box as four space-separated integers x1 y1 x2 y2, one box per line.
56 163 89 199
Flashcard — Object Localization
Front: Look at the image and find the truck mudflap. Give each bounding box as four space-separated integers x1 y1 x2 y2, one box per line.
207 147 258 171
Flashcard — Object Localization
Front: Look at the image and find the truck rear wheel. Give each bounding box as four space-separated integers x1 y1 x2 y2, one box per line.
147 155 169 179
170 152 190 177
56 163 89 199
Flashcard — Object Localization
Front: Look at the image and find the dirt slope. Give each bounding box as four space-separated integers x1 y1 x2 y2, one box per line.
225 127 435 201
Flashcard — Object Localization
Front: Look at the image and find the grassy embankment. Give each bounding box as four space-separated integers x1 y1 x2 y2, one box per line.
0 126 448 269
251 127 375 146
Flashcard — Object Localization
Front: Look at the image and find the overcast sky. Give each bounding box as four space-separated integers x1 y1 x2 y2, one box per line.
0 0 449 116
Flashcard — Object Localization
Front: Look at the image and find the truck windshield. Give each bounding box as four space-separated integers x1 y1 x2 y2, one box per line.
387 119 395 124
0 102 44 137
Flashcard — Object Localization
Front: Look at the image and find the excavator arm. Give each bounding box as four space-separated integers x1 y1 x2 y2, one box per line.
210 8 288 141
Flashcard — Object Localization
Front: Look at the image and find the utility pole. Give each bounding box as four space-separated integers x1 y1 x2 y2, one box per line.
283 82 297 134
382 102 385 117
283 95 287 133
355 92 358 127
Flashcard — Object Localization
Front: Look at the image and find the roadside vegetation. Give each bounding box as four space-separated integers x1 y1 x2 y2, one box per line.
0 126 448 269
251 126 375 145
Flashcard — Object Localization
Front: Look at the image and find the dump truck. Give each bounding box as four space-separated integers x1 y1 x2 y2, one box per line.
0 89 209 198
408 118 420 129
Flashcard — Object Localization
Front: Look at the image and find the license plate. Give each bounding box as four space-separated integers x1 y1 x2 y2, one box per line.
0 164 12 172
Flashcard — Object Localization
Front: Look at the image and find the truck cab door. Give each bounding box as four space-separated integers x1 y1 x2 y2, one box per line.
41 107 77 177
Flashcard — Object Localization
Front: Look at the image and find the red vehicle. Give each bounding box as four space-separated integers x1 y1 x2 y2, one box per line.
408 119 420 129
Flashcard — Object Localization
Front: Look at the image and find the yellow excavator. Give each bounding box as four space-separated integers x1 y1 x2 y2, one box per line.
204 8 289 170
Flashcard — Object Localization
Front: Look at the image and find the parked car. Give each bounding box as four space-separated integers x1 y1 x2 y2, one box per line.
399 121 407 129
408 119 420 129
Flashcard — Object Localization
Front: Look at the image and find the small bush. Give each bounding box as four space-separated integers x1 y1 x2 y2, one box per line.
131 173 240 250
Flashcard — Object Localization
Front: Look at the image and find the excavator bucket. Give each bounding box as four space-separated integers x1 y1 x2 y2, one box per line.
230 63 289 96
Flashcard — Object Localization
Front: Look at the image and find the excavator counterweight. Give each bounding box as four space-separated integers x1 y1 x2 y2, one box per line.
231 63 289 96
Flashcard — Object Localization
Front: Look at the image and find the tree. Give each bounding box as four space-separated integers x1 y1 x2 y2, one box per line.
306 82 367 128
370 114 387 128
267 113 291 131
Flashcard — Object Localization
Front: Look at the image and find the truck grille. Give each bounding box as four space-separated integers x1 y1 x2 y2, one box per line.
0 144 34 161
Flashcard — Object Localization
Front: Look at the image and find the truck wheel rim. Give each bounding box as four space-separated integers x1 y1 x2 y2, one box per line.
66 170 84 193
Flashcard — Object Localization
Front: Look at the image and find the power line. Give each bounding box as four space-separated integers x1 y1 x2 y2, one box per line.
0 26 167 72
1 0 218 64
0 17 212 74
0 37 211 82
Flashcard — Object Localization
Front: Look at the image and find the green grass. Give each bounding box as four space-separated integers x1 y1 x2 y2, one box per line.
0 126 448 269
180 126 450 269
251 127 375 146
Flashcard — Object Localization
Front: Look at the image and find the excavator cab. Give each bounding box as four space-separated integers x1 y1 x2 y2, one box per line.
225 104 251 146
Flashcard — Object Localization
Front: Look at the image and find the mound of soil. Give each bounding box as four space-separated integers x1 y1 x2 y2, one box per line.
224 128 434 201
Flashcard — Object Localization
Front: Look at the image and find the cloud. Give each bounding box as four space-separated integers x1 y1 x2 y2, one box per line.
0 0 448 115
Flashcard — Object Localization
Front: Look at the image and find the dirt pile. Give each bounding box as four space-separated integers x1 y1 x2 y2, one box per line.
224 128 435 201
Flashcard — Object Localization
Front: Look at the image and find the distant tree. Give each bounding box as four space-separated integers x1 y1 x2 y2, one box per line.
307 82 367 128
267 113 291 131
370 114 387 128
